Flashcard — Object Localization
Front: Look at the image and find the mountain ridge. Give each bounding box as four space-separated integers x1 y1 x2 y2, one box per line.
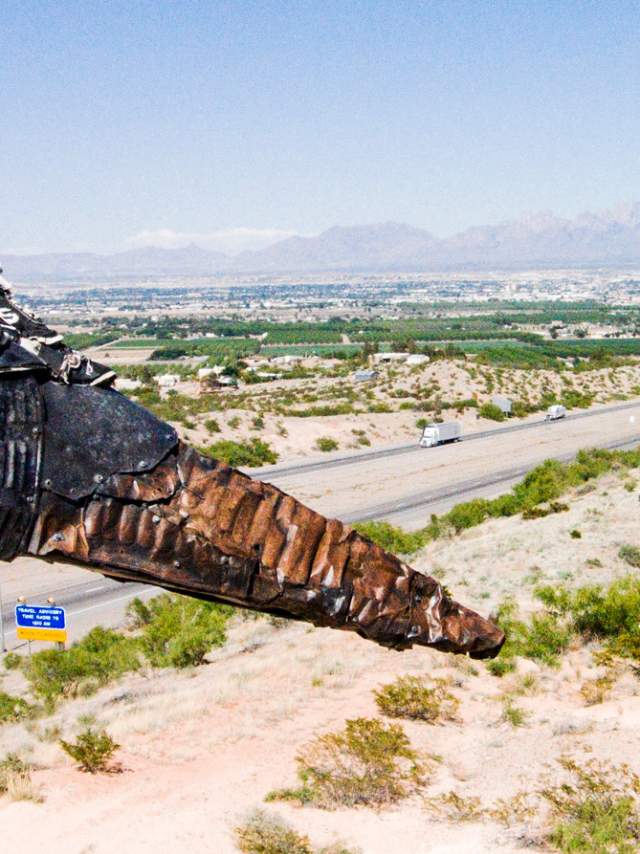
4 203 640 278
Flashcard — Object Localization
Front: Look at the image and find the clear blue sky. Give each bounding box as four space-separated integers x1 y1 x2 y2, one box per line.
1 0 639 254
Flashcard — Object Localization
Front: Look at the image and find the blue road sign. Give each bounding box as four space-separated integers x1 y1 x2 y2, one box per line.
15 604 66 631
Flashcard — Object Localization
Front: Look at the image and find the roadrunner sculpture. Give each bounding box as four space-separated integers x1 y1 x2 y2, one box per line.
0 274 503 659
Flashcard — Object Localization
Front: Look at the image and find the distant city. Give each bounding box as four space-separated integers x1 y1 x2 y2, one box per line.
14 270 640 328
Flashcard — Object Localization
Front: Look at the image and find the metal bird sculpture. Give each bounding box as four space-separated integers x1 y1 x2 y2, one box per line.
0 274 504 659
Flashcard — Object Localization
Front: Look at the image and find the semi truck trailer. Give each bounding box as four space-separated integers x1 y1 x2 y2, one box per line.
419 421 462 448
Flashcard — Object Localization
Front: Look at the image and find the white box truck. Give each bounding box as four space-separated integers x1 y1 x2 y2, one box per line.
419 422 462 448
545 404 567 421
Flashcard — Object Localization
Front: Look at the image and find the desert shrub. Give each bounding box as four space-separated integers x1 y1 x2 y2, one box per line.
353 521 427 555
3 652 21 670
486 656 517 678
445 498 492 532
23 626 140 706
560 390 594 410
204 417 221 433
486 493 522 517
0 754 33 797
522 501 569 520
542 757 640 853
235 809 312 854
59 727 120 773
487 598 572 673
512 459 568 508
316 437 339 453
374 676 459 723
422 790 485 822
267 718 426 808
619 545 640 568
501 698 529 727
535 576 640 660
478 402 505 421
200 438 278 467
580 674 615 706
0 692 35 724
138 594 233 668
125 596 153 629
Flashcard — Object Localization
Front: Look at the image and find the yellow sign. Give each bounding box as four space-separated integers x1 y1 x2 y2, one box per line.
17 626 67 643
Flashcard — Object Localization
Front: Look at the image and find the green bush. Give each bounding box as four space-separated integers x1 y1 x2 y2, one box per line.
204 418 221 433
267 718 426 808
137 594 233 668
445 498 492 532
0 692 34 725
235 809 312 854
200 438 278 467
316 437 339 453
543 757 640 853
3 652 21 671
59 727 120 773
23 626 140 706
536 575 640 660
488 598 572 672
618 545 640 568
374 676 459 723
478 402 505 421
353 521 427 555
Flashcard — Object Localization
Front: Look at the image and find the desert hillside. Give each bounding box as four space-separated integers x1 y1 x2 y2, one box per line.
3 458 640 853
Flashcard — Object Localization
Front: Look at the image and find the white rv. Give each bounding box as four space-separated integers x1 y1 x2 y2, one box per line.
545 404 567 421
419 422 462 448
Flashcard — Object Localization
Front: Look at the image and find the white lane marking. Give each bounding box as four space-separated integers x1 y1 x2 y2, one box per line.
69 592 149 617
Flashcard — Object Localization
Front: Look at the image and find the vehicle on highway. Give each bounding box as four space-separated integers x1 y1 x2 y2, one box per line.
419 421 462 448
545 404 567 422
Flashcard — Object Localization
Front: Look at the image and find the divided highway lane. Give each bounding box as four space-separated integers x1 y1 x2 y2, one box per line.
252 399 640 480
343 433 640 526
260 400 640 526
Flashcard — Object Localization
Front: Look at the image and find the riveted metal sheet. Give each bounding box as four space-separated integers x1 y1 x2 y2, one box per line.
0 374 43 559
41 383 177 500
0 340 47 375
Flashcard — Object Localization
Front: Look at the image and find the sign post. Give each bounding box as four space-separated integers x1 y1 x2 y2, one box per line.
15 603 67 646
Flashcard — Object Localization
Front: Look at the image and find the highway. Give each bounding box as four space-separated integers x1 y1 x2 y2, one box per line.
2 399 640 650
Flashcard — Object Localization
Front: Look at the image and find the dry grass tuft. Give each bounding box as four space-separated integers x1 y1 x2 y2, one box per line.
374 675 460 723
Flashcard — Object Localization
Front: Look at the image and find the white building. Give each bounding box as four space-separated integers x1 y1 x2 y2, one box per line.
157 373 180 389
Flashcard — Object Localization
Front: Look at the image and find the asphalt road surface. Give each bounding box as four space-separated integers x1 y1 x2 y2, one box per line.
3 400 640 650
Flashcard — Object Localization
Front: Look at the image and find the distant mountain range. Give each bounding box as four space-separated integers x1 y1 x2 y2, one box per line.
4 203 640 279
